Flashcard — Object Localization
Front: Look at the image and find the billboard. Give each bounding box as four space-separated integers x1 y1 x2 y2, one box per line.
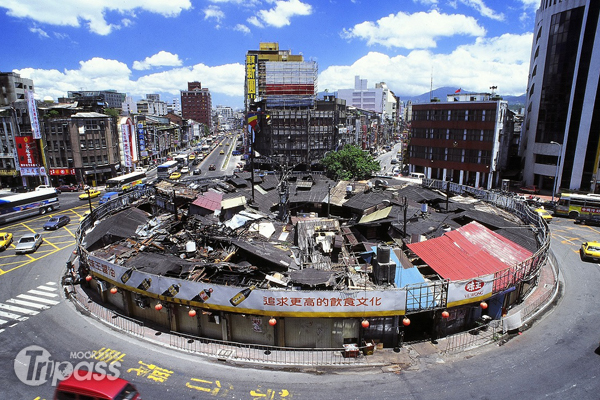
245 54 258 104
121 124 132 168
26 90 41 140
15 136 40 169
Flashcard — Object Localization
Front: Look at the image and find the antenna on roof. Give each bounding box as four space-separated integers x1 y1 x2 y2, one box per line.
429 67 433 101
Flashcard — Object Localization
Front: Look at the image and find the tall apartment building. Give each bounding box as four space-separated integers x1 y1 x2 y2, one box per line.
181 82 212 130
245 42 320 165
521 0 600 193
409 92 512 189
0 72 34 106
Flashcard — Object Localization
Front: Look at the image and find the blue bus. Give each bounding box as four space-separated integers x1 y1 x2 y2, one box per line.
0 189 60 224
157 161 178 179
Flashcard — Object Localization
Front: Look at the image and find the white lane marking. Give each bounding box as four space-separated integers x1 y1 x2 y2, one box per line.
6 298 50 310
0 303 39 315
27 289 58 298
16 294 59 305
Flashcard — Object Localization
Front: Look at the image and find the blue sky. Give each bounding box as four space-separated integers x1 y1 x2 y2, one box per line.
0 0 539 109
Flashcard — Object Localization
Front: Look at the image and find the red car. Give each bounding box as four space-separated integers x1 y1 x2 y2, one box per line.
520 185 540 194
57 184 79 192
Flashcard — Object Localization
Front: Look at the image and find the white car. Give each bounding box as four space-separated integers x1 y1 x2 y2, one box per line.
180 166 190 174
15 233 43 254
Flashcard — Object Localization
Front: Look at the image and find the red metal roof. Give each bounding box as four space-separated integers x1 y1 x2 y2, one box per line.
407 221 533 281
192 190 222 211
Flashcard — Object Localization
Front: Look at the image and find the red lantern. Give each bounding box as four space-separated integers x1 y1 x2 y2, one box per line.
441 310 450 318
402 317 411 326
361 320 370 328
73 250 77 254
110 287 118 294
480 301 488 310
188 309 197 317
268 317 277 326
155 303 163 311
85 275 92 282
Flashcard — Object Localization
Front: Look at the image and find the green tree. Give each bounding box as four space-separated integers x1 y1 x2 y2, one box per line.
104 108 120 118
321 144 380 180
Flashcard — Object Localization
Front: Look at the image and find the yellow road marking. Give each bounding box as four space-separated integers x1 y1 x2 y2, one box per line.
0 242 76 275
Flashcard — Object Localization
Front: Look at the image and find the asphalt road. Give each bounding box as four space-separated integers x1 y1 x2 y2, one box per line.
1 193 599 399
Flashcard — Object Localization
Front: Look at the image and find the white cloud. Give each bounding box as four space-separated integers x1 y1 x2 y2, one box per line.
252 0 312 28
204 5 225 22
132 51 183 71
518 0 540 9
29 26 49 38
320 33 533 96
413 0 439 6
234 24 251 34
15 57 244 102
0 0 192 35
247 16 263 28
458 0 504 21
342 10 486 49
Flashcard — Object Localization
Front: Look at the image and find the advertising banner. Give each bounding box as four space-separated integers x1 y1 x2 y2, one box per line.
88 255 407 317
15 136 40 170
26 90 41 140
446 275 493 307
246 54 258 104
121 124 132 168
137 123 147 157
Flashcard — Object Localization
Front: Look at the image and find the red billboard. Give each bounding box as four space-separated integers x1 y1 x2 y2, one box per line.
15 136 40 168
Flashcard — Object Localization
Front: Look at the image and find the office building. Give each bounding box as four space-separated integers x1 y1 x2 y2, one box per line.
181 82 212 130
409 92 512 189
0 72 34 106
521 0 600 193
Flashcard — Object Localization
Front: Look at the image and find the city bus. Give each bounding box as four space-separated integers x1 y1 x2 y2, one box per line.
174 154 188 168
555 192 600 218
105 171 147 193
0 189 60 224
157 161 178 179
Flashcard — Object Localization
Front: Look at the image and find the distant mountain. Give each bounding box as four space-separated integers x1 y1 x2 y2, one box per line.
400 86 526 110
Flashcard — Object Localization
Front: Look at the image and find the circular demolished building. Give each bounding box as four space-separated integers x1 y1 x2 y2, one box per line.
76 175 548 350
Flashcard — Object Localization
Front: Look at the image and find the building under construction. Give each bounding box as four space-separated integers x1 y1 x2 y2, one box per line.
246 42 342 167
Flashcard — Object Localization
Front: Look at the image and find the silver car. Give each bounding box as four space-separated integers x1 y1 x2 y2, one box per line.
15 233 43 254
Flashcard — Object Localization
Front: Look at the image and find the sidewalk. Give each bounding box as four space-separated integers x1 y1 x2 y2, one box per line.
68 254 559 371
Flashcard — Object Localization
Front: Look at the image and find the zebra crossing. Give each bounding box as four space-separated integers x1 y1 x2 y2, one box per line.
0 282 60 333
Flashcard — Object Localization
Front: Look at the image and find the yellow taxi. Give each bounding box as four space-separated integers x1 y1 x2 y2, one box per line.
535 208 553 222
79 189 101 200
0 232 13 251
79 210 91 222
580 241 600 262
220 150 225 155
169 171 182 180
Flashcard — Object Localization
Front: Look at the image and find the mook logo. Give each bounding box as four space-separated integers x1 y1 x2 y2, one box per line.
13 345 121 387
464 279 485 293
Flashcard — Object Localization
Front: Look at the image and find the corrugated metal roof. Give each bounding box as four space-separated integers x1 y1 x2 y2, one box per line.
407 221 532 280
221 196 246 210
191 190 222 211
358 206 392 223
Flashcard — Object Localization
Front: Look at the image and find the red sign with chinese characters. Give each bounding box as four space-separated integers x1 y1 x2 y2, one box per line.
15 136 39 168
49 168 76 176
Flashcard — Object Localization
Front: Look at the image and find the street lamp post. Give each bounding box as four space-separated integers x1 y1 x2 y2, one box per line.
550 141 562 204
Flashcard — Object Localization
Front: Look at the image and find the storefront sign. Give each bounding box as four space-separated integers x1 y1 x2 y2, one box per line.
49 168 76 176
88 255 407 317
446 275 493 306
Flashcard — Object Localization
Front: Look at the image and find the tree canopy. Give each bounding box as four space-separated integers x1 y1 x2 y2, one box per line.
321 144 380 181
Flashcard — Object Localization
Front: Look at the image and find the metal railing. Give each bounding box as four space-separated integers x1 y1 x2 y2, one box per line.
169 331 372 366
68 287 145 338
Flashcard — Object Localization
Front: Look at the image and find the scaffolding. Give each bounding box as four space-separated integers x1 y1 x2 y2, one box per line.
264 61 317 108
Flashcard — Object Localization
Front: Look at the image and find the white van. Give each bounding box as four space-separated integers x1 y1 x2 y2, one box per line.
410 172 425 179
